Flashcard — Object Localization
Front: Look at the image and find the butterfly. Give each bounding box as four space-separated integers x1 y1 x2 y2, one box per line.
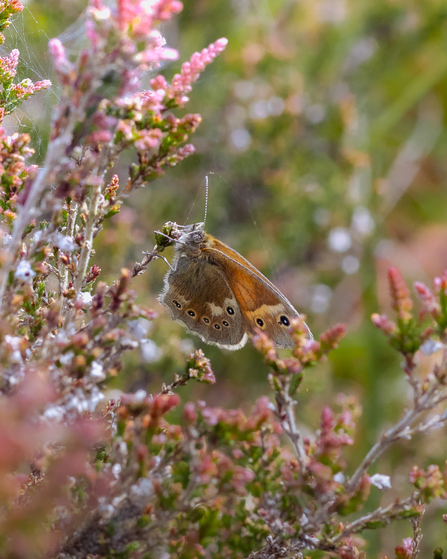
158 222 312 350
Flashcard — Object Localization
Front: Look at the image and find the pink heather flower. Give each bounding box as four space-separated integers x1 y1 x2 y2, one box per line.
88 130 113 144
118 0 182 37
320 323 347 347
140 88 166 111
117 0 139 29
167 37 228 106
140 46 179 65
371 313 396 334
150 75 168 91
48 38 65 64
176 144 195 158
86 19 100 49
414 281 440 315
434 270 447 294
231 465 255 494
183 402 197 424
0 49 19 80
116 120 134 140
48 38 73 76
134 128 163 151
152 0 183 21
388 267 413 321
32 79 52 92
394 537 414 559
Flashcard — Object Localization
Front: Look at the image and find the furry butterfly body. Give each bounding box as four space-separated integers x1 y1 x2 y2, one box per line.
159 222 311 350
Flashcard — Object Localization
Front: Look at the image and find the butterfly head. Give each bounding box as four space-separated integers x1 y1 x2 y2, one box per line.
176 222 206 254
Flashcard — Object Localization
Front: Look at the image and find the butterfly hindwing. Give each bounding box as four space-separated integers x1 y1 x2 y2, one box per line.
159 253 247 349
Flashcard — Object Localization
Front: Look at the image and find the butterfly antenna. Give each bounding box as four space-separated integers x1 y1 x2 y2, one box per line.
203 175 209 226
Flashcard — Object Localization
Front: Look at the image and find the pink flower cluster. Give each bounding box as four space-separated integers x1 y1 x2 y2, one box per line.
394 537 415 559
151 38 229 107
117 0 182 35
414 281 440 317
388 266 413 322
0 49 19 80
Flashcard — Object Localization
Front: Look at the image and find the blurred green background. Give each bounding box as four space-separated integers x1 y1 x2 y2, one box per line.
5 0 447 555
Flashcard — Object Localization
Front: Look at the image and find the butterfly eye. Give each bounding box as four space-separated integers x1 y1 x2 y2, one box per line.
203 317 210 324
173 300 182 309
214 324 221 330
222 321 229 327
187 310 196 317
279 315 290 326
256 318 264 327
226 307 235 315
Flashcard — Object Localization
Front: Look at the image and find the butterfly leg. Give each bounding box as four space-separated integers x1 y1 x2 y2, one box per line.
143 252 173 271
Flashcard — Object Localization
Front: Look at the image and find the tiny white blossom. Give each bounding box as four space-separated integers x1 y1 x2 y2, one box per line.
5 335 21 350
334 472 345 483
134 389 147 402
43 405 65 422
87 387 105 413
9 350 22 365
117 441 128 456
59 351 74 366
90 361 106 382
112 464 122 478
130 478 154 504
77 291 93 308
140 339 162 362
369 473 391 490
128 318 152 340
15 260 35 282
32 230 43 244
55 234 75 252
420 340 443 356
1 233 12 247
98 503 114 520
112 494 127 507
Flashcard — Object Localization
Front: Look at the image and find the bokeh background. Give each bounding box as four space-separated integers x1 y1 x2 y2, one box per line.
4 0 447 555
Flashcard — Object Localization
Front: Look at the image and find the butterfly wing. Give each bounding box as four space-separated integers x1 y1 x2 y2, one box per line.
159 253 248 350
204 239 310 348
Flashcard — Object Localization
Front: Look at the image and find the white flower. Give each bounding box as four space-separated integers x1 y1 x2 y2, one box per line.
55 234 75 252
130 478 154 504
43 405 65 422
90 361 106 383
369 473 391 490
1 233 12 247
15 260 35 282
78 291 93 308
88 386 105 412
420 340 443 356
334 472 345 483
128 318 152 340
98 503 114 520
112 464 122 478
32 230 43 244
134 389 147 402
140 339 162 362
59 351 74 366
5 335 21 350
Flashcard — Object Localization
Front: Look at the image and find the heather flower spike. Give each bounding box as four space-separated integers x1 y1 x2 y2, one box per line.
388 266 413 322
2 0 447 557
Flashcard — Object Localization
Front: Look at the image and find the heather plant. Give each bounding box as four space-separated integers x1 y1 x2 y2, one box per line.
3 1 447 558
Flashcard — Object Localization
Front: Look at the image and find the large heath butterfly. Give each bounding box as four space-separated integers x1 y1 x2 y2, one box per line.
158 221 312 350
